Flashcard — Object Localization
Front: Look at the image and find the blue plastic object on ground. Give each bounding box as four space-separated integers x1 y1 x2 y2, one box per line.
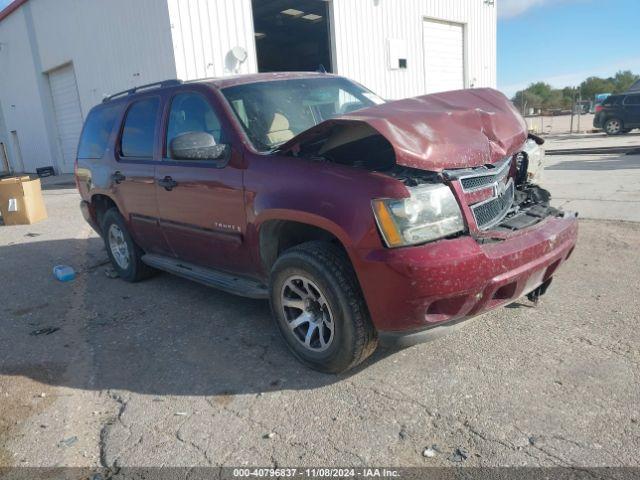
53 265 75 282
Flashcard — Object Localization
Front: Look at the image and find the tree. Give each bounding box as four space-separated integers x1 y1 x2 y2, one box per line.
613 70 639 93
512 90 543 112
543 89 564 110
512 82 565 112
580 76 615 99
560 87 577 109
527 82 554 101
511 71 639 113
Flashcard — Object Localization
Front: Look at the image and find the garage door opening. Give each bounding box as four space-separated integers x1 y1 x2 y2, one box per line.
48 63 84 174
423 19 465 94
252 0 333 73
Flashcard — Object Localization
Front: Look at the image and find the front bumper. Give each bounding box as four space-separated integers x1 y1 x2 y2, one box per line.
354 215 578 339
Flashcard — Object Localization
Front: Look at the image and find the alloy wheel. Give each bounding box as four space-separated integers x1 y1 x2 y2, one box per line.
281 275 335 352
108 224 130 270
606 119 621 134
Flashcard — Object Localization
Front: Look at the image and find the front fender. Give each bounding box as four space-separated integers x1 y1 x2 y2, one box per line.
249 209 358 277
242 152 407 277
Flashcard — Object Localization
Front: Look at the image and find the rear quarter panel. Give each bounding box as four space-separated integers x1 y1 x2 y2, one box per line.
75 101 129 214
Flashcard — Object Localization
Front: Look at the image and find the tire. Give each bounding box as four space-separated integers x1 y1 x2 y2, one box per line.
270 241 377 373
604 118 623 135
101 208 155 282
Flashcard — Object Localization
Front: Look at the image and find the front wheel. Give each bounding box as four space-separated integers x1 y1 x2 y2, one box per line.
270 242 377 373
604 118 623 135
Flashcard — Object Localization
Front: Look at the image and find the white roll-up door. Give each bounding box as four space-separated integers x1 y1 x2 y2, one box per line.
423 19 465 94
49 64 84 173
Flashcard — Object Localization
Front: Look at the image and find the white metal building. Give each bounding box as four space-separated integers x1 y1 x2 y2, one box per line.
0 0 497 174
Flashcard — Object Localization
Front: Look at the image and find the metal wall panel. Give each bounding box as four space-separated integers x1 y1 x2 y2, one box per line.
31 0 178 113
167 0 258 80
0 7 52 172
331 0 497 100
0 0 178 172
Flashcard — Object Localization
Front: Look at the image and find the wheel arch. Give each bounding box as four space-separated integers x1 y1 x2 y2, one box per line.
90 193 119 234
256 212 354 274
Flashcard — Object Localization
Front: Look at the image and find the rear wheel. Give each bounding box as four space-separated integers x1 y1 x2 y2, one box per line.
604 118 623 135
270 241 377 373
101 208 155 282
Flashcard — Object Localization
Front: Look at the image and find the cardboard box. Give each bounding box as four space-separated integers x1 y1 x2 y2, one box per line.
0 176 48 225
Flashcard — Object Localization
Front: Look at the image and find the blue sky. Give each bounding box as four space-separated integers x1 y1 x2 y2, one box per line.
1 0 637 98
498 0 639 96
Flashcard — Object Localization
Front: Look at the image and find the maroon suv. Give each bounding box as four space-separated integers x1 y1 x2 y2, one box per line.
75 72 578 373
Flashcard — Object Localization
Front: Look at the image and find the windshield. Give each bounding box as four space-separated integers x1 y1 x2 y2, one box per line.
221 77 385 152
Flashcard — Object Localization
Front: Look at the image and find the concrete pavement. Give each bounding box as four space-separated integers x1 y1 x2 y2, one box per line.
542 153 640 222
544 131 640 151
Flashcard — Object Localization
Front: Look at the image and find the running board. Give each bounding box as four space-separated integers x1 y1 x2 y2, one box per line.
142 254 268 299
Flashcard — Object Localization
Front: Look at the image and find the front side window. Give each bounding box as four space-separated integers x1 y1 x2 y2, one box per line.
221 77 384 152
78 105 120 159
120 98 160 158
166 93 223 159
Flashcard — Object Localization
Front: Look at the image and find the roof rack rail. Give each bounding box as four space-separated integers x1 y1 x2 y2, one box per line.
102 79 183 103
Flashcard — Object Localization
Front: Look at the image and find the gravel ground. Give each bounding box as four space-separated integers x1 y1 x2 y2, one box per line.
1 181 639 470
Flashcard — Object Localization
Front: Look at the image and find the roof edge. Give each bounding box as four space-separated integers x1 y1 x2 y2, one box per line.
0 0 28 24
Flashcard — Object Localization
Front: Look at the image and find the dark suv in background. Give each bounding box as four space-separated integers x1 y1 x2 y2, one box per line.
75 73 577 373
594 92 640 135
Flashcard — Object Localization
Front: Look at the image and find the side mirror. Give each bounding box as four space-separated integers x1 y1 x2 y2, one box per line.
169 131 229 161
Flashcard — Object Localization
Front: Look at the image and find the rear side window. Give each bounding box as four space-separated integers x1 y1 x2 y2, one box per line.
120 98 160 158
624 95 640 106
77 105 119 159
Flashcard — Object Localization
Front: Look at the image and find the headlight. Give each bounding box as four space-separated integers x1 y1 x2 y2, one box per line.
522 138 545 183
372 184 465 247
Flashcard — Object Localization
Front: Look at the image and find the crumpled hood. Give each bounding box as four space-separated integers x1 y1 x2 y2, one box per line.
279 88 528 172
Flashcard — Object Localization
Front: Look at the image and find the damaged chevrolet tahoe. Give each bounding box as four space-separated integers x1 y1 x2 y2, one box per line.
75 73 578 373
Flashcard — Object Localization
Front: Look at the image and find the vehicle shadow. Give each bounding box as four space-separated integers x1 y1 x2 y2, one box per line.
546 154 640 171
504 301 534 309
0 238 392 396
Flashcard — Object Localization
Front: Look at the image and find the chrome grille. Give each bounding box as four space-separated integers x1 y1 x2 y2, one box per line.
471 179 515 229
461 175 497 191
458 158 511 192
443 157 516 230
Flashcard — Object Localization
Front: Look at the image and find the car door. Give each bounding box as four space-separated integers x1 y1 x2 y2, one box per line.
112 96 171 255
155 89 250 274
622 94 640 127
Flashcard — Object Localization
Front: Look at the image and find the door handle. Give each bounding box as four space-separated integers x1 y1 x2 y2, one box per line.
157 176 178 191
112 171 126 184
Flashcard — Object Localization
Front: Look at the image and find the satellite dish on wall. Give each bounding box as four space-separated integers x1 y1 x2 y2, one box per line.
231 46 248 63
226 46 248 73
